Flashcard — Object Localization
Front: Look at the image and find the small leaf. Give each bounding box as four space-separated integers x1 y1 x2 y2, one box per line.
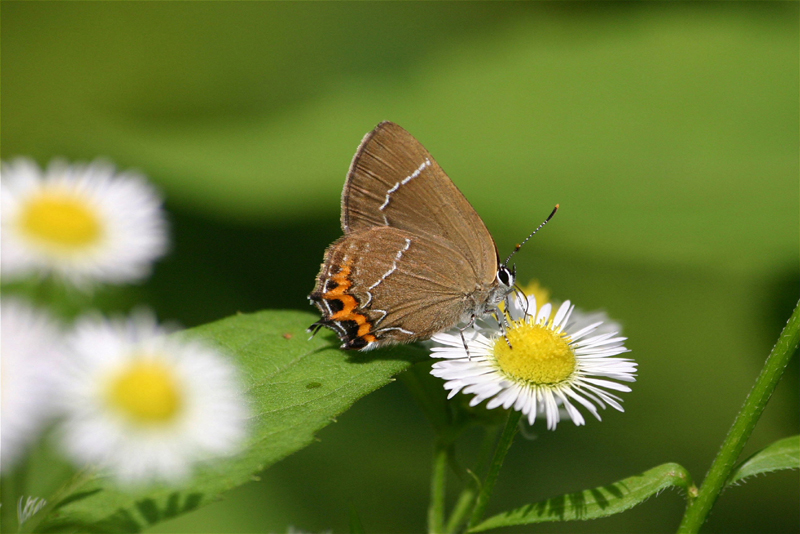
726 435 800 486
37 310 426 533
469 463 694 532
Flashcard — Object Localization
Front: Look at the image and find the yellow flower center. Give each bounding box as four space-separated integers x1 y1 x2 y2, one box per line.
20 192 102 249
107 359 182 425
493 320 575 384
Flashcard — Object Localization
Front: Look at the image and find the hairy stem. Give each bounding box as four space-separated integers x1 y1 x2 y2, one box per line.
677 300 800 533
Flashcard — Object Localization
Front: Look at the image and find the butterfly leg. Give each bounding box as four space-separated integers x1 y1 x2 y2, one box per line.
459 314 480 360
494 309 513 350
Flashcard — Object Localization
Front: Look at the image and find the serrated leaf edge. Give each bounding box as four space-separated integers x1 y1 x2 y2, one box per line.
469 463 693 531
725 435 800 487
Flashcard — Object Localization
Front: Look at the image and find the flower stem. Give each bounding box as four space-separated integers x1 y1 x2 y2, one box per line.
428 442 449 534
445 486 476 534
677 299 800 533
445 427 498 534
468 409 522 528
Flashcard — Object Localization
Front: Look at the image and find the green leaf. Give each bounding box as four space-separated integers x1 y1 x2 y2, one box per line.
35 310 426 533
726 435 800 487
468 463 694 532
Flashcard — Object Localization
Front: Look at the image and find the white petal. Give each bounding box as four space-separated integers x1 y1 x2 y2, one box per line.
581 377 633 392
536 303 552 324
567 322 603 342
525 389 538 426
543 391 560 430
563 387 601 420
552 301 571 329
555 390 585 426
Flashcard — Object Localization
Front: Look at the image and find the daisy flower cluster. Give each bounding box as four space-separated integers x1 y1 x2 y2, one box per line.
430 288 636 430
1 158 249 487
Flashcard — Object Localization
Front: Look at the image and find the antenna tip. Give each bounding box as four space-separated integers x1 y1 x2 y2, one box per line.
555 203 560 209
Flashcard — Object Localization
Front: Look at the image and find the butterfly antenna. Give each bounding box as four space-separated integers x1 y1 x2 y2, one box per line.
503 204 559 266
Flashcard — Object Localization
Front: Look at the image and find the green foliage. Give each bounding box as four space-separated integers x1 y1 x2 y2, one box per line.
727 435 800 487
469 463 694 531
32 310 426 533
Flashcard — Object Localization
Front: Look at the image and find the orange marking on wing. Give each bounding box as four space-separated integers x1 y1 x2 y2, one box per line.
325 279 351 296
321 260 377 339
325 266 353 296
330 294 358 319
357 322 372 337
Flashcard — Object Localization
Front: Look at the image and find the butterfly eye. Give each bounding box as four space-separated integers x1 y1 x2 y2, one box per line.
497 266 514 287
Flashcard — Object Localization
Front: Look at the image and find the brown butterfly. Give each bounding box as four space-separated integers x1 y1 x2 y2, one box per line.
308 122 517 350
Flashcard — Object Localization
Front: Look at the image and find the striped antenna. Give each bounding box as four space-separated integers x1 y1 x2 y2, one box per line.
503 204 559 266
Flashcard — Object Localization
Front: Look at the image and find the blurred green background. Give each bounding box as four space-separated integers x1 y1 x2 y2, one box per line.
3 2 798 533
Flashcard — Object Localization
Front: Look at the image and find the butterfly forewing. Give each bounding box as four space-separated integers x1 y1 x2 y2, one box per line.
341 122 499 284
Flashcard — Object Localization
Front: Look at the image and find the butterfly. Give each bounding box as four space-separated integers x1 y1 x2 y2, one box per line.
308 121 518 350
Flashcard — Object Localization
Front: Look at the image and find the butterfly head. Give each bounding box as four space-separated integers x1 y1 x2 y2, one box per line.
485 263 516 310
496 264 515 289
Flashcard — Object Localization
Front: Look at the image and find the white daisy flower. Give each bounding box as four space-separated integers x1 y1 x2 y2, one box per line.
57 311 249 484
1 299 64 473
1 158 168 288
430 294 636 430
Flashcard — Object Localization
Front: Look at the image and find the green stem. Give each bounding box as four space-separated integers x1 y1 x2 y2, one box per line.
677 299 800 533
468 410 522 528
428 442 449 534
445 486 476 534
445 427 498 534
